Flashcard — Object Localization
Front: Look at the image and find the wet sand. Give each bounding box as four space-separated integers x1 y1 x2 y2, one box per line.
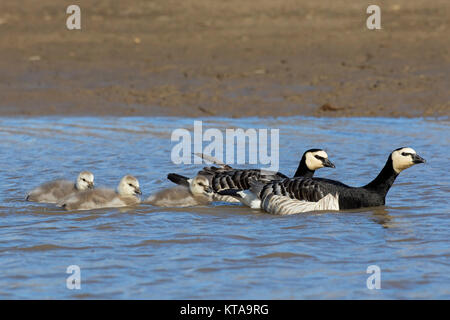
0 0 448 118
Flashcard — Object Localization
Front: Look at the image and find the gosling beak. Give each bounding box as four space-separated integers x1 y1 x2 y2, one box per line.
322 158 336 168
412 154 426 164
205 186 213 193
135 187 142 195
88 182 94 189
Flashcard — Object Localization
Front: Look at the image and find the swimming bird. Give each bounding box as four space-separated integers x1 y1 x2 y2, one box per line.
26 171 94 203
145 175 213 207
167 149 335 202
221 147 425 213
57 175 141 211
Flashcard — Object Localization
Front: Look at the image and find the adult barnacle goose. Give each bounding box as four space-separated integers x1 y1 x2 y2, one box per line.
225 147 425 213
167 149 335 202
26 171 94 203
145 175 213 207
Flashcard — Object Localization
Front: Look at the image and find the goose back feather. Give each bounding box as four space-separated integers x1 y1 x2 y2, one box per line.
26 180 78 203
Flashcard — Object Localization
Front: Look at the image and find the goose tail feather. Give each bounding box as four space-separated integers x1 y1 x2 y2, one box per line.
217 189 244 198
167 173 190 187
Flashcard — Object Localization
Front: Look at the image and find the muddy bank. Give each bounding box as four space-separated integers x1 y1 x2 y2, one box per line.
0 0 448 118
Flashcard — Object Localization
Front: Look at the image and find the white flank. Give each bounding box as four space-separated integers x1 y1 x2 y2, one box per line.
262 193 339 215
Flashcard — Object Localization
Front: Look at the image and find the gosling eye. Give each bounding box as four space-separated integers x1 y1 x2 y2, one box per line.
82 179 86 182
128 183 133 187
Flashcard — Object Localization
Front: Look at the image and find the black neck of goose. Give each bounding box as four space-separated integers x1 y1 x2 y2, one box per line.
363 156 398 197
293 157 314 178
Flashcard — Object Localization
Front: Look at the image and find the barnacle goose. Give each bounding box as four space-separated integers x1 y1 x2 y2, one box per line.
26 171 94 203
145 175 213 207
167 149 335 203
222 147 425 213
57 175 141 211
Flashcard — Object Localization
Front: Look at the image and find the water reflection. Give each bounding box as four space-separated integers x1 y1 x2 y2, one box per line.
370 207 395 229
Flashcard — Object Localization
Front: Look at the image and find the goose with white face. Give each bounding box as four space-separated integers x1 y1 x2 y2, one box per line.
391 147 426 173
189 175 213 196
118 175 142 196
305 150 335 170
76 171 94 190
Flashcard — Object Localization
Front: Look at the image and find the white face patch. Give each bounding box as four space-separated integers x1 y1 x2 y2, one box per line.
305 150 328 170
189 176 210 195
76 171 94 190
118 175 140 196
391 147 417 173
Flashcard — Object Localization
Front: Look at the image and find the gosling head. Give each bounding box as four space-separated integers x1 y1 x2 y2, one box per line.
118 175 142 196
189 175 212 196
76 171 94 190
391 147 426 174
304 149 335 170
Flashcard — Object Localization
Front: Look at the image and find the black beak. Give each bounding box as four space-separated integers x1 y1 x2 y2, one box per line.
88 182 94 189
205 186 213 193
322 158 336 168
135 188 142 195
412 154 426 164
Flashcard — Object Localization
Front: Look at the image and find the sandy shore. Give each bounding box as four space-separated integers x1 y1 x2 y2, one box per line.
0 0 448 118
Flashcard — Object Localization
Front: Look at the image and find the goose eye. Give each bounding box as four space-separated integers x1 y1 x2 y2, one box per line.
401 152 411 157
315 155 324 160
